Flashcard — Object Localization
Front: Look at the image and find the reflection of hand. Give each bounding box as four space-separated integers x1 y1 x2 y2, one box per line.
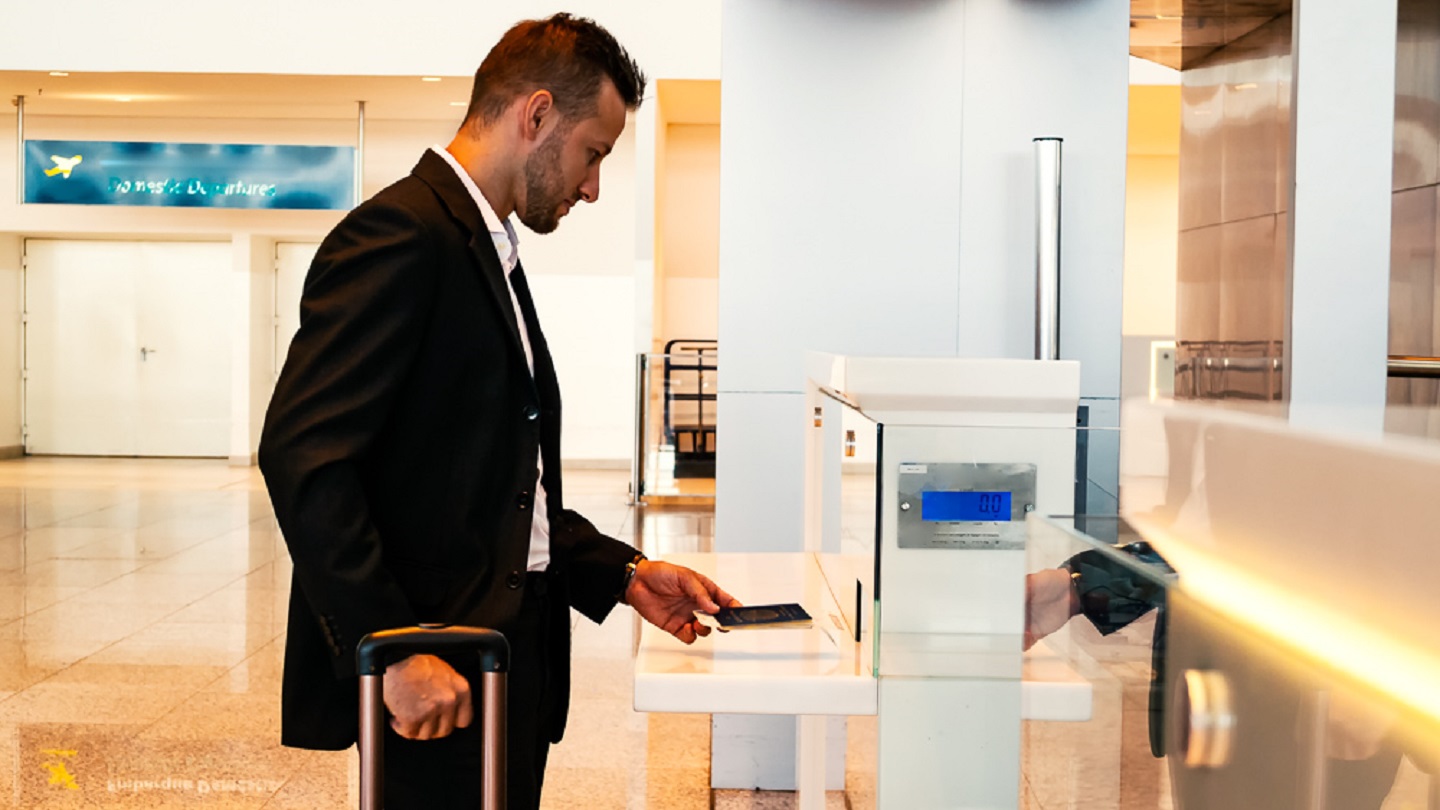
1024 568 1078 650
383 653 473 740
626 560 741 644
1321 688 1396 761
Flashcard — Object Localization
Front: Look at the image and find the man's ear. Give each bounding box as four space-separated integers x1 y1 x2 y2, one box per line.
520 90 554 144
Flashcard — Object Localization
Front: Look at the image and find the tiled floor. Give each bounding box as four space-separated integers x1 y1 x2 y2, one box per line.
5 457 1359 809
0 458 850 809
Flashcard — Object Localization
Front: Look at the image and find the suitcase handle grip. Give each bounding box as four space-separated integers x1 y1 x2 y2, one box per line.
356 625 509 675
356 625 508 809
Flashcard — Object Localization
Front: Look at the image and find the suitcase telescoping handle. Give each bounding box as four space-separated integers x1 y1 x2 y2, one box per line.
356 625 510 810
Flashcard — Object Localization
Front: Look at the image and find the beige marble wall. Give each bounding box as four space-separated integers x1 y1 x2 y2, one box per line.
1175 13 1292 401
1389 0 1440 406
1175 2 1440 405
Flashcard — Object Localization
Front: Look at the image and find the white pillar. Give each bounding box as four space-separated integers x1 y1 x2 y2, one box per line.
0 234 23 453
633 100 659 355
229 234 274 466
714 0 1127 793
1284 0 1398 433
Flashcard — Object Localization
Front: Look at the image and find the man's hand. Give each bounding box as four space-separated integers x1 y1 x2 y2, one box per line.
1321 687 1396 761
626 560 740 644
383 653 473 740
1024 568 1078 651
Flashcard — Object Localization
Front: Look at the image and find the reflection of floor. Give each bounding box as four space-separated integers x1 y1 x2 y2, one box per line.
638 475 715 508
640 445 716 506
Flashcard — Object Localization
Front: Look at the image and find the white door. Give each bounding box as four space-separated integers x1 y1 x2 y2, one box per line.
134 243 233 456
274 242 319 377
24 239 232 457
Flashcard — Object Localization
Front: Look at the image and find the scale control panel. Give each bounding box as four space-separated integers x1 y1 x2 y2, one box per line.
895 462 1037 550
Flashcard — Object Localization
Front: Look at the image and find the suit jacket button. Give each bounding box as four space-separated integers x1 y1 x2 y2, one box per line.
506 571 523 589
517 491 531 511
522 405 539 421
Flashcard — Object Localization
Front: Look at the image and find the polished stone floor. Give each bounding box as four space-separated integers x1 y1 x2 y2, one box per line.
0 458 1176 809
15 458 1431 808
0 458 845 809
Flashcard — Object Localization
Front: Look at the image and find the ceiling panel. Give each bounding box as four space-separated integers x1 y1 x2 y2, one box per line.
1132 0 1291 70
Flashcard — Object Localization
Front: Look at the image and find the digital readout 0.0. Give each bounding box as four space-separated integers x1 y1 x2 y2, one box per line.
920 491 1012 522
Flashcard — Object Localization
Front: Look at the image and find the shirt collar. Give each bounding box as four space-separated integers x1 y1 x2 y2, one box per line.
430 145 519 270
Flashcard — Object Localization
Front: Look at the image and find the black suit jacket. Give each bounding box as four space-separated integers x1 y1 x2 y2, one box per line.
259 150 639 751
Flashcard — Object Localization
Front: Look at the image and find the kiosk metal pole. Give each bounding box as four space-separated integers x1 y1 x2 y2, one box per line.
630 353 649 505
355 100 366 205
1034 137 1063 361
16 95 25 205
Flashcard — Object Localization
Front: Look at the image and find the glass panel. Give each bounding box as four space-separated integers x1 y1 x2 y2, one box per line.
1025 515 1174 810
1025 514 1440 809
809 407 1118 808
866 423 1117 677
635 347 717 503
831 393 878 647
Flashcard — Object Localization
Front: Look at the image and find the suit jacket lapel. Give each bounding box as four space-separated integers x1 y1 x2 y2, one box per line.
410 151 529 368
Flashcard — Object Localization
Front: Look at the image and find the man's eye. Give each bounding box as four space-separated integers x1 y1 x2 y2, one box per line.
589 150 601 165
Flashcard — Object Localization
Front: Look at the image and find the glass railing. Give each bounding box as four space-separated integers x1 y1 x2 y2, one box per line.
630 347 718 504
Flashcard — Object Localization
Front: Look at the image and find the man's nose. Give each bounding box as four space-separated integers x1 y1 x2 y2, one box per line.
579 167 600 203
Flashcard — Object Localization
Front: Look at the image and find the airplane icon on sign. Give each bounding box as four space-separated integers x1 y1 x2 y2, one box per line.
44 155 83 178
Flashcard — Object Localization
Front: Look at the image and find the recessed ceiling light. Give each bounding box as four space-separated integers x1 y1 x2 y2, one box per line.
449 101 467 106
49 71 70 77
421 77 442 83
114 96 133 102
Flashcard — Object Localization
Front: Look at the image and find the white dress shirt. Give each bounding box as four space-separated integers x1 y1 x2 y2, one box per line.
431 145 550 572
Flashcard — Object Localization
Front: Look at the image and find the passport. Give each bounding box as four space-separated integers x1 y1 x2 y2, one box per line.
698 603 813 631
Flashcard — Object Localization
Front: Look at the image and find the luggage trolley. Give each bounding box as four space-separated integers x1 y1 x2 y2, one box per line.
356 625 510 809
662 338 718 479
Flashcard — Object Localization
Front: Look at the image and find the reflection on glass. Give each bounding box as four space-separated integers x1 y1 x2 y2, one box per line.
1026 515 1440 810
635 347 718 504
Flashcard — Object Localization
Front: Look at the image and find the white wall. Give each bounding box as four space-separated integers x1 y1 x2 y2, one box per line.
0 235 21 452
0 106 640 462
229 234 274 464
529 275 635 462
0 1 722 80
660 124 720 344
714 0 1127 791
1122 85 1180 339
717 0 1130 552
520 123 639 462
718 0 963 559
1124 160 1179 337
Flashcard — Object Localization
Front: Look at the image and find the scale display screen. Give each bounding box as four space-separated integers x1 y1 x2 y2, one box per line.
920 490 1012 522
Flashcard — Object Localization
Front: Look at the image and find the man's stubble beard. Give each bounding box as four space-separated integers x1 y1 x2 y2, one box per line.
518 125 570 235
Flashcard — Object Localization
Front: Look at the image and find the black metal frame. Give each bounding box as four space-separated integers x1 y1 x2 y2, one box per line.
662 339 718 479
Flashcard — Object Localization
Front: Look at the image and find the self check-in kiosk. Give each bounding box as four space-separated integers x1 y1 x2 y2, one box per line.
805 353 1084 808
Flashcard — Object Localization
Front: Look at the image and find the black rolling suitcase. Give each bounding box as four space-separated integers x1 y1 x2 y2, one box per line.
355 625 510 809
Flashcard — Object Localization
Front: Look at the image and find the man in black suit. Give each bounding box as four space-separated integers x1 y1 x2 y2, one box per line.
259 14 737 809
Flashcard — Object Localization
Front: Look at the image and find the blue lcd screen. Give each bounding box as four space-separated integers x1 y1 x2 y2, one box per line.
921 491 1012 522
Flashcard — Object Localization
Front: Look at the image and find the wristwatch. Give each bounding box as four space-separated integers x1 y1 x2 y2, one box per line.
618 553 646 604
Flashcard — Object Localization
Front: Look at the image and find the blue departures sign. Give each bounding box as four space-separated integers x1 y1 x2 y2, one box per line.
24 140 356 210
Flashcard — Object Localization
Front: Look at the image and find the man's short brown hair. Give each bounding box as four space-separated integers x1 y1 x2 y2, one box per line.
464 13 647 129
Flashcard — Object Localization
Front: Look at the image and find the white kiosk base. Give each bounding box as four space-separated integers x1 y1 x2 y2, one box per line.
634 552 1092 808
